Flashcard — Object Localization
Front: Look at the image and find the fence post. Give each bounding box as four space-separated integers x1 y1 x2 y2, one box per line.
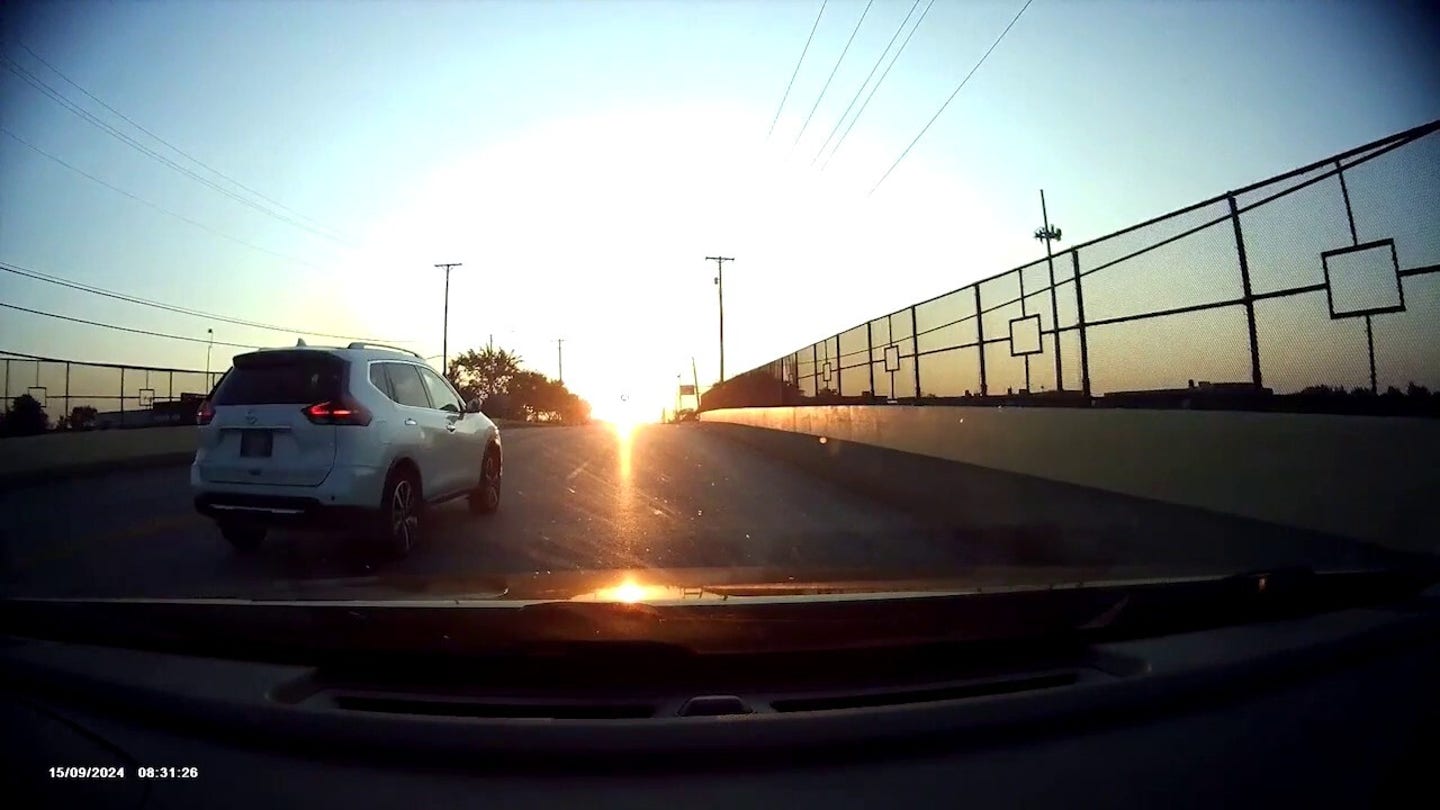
1336 159 1359 246
64 362 70 426
909 306 921 401
866 321 875 400
120 367 125 418
1018 268 1031 393
812 341 823 397
1334 160 1376 394
833 333 842 397
974 285 988 396
1071 251 1091 399
1228 195 1263 390
3 358 9 412
1048 252 1063 392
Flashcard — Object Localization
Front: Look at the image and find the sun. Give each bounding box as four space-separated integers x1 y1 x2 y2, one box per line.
592 393 656 435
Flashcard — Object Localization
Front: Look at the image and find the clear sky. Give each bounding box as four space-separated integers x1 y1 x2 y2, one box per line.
2 0 1437 419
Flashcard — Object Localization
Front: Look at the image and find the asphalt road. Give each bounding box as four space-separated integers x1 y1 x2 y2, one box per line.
0 423 976 598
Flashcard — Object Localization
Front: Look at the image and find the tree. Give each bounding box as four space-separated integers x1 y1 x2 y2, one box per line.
446 346 523 402
506 369 591 423
505 370 552 420
560 390 591 424
443 344 591 423
70 405 98 430
0 394 49 436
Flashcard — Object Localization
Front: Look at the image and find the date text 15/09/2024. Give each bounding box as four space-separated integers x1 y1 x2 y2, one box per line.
49 766 199 779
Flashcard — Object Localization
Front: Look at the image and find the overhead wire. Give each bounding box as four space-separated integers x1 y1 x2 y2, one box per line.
767 0 830 140
822 0 938 169
0 301 264 350
791 0 876 149
2 127 324 270
16 42 350 242
810 0 922 166
0 53 353 248
869 0 1035 194
0 260 411 343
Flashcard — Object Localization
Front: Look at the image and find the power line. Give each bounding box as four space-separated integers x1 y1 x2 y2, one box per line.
0 300 263 349
767 0 829 140
0 260 411 343
0 53 353 248
822 0 938 169
869 0 1035 194
791 0 876 149
2 127 324 270
811 0 922 165
15 42 349 242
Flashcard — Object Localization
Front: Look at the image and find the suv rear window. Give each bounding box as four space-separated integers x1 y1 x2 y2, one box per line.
213 351 345 406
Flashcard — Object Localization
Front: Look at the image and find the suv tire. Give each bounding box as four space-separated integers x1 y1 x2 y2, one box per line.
379 467 422 557
468 447 501 515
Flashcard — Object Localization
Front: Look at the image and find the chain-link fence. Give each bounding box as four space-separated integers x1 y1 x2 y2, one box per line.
703 120 1440 417
0 350 228 430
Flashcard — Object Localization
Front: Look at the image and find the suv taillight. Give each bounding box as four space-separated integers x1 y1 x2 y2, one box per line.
303 395 372 426
196 400 215 426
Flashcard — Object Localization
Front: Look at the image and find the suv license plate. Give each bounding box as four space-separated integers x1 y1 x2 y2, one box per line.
240 431 273 458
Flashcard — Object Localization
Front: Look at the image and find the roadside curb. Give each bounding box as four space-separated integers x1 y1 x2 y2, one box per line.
0 452 195 493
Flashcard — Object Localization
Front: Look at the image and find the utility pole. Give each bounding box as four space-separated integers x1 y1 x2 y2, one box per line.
1033 191 1064 392
705 256 734 382
691 357 700 411
205 328 214 383
434 262 462 375
556 338 565 385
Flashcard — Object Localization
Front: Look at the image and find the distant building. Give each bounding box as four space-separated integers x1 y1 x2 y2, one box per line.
92 394 204 429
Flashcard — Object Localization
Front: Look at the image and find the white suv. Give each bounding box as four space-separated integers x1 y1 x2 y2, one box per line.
191 342 502 556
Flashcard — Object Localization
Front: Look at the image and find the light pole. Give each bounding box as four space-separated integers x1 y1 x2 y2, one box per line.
205 328 214 385
1033 190 1063 392
434 262 462 376
705 256 734 383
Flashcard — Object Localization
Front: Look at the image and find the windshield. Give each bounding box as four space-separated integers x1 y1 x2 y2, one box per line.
0 1 1437 624
213 352 344 406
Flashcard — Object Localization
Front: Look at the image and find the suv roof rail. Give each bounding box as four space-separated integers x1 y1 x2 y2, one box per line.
346 341 422 359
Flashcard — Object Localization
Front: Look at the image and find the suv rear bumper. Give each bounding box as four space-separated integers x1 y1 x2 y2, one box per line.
193 492 372 530
191 461 385 531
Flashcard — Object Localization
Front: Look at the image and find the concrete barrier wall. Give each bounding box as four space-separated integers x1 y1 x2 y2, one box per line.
0 427 198 487
700 406 1440 551
0 419 557 487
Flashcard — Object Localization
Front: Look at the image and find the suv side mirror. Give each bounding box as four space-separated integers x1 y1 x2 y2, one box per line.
466 397 483 414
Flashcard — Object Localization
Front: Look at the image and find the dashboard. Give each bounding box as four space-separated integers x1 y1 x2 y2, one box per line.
6 589 1438 809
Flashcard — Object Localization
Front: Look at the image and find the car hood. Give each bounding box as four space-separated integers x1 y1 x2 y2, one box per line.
162 563 1245 604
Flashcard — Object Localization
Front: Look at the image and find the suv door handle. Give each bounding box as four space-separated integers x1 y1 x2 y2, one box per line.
404 418 417 426
446 424 457 432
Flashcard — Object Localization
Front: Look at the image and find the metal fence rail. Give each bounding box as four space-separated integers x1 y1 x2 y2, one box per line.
1 350 228 429
703 119 1440 415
